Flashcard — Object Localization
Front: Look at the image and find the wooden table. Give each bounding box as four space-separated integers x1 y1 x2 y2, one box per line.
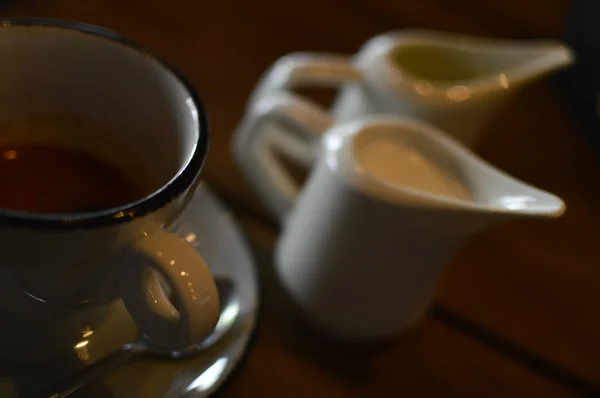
5 0 600 396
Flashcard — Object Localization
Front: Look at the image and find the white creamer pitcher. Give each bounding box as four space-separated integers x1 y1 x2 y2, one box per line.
251 30 574 148
233 92 565 340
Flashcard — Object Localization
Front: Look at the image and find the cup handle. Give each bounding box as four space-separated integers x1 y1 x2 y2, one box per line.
250 53 362 104
116 229 220 350
233 92 333 222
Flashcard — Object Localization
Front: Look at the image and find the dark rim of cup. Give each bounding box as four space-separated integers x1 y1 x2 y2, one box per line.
0 18 210 229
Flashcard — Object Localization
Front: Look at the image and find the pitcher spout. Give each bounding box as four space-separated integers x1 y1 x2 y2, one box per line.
377 30 575 98
499 40 575 87
330 116 566 222
483 174 566 220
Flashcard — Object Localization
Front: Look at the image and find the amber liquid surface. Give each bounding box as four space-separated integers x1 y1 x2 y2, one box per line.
0 144 142 214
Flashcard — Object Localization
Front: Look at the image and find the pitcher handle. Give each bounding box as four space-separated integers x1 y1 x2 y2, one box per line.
233 92 333 222
250 53 362 105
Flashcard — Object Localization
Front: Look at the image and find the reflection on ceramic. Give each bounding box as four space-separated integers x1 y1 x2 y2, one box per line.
233 91 564 339
1 184 259 397
250 29 574 148
48 279 239 398
0 19 219 363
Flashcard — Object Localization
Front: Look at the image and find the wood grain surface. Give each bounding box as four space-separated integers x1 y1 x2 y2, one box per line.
4 0 599 396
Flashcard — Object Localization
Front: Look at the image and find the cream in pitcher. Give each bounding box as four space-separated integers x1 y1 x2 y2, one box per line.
354 134 471 201
233 92 565 339
251 30 575 148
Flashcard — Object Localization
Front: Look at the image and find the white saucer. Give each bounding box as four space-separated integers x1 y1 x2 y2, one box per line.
3 183 260 397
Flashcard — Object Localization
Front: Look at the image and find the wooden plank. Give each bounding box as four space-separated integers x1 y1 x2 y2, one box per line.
437 84 600 386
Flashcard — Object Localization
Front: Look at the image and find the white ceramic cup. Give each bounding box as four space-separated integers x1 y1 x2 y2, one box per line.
0 19 219 358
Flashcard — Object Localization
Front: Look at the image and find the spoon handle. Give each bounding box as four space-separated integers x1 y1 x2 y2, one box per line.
44 348 140 398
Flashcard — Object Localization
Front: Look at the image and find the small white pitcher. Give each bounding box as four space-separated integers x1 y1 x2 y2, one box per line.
251 30 574 148
233 92 565 340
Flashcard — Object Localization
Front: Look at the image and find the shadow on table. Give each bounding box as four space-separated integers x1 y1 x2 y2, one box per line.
249 238 423 387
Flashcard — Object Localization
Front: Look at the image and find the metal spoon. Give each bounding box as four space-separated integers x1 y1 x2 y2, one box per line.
45 278 239 398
